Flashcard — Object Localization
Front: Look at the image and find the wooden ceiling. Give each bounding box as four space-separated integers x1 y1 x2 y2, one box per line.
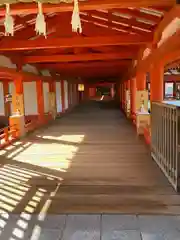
0 0 176 79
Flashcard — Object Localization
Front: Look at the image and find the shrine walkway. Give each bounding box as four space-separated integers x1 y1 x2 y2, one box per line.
0 100 180 218
0 100 180 239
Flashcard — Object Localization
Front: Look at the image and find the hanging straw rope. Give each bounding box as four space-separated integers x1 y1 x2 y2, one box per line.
35 2 47 37
4 3 14 36
71 0 82 33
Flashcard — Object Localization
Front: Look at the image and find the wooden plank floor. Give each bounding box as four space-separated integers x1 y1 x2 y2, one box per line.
0 100 180 215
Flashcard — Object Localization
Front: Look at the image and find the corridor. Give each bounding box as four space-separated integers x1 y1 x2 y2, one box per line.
0 100 179 216
0 100 180 239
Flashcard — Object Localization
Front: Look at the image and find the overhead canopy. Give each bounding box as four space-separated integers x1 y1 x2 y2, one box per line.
0 0 176 79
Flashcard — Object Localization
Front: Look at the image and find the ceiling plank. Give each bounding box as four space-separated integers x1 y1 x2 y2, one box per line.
23 51 137 64
76 18 121 36
13 13 72 40
112 8 162 23
89 10 155 31
0 35 152 51
0 0 175 16
81 14 153 36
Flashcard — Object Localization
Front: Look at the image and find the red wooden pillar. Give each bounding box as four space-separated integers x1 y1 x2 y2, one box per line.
9 76 26 137
49 81 55 92
122 81 125 110
120 82 123 107
122 82 124 109
84 83 89 100
150 63 164 102
13 76 24 115
60 79 65 113
130 78 136 118
127 80 130 90
68 82 71 108
14 76 23 95
73 83 76 105
136 72 146 91
71 83 75 106
89 87 96 98
36 79 44 123
119 83 121 106
110 83 115 98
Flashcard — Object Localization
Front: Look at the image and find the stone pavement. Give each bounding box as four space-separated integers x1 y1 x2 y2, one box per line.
0 214 180 239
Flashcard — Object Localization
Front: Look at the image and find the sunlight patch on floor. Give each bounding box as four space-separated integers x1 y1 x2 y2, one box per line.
0 134 84 238
7 134 85 171
37 134 85 143
0 163 62 239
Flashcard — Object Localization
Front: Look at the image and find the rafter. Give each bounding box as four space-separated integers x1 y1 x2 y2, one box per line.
72 17 121 36
23 51 137 64
53 68 123 78
0 0 174 16
13 13 72 40
39 60 131 70
81 14 153 36
0 35 152 51
113 8 162 23
89 10 155 31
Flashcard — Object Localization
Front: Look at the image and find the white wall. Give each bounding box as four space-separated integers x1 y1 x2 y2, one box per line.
23 82 38 115
64 80 69 110
73 84 77 105
0 55 17 69
9 82 15 114
55 82 62 113
43 82 49 113
0 82 5 115
41 69 51 77
22 64 39 75
69 84 73 106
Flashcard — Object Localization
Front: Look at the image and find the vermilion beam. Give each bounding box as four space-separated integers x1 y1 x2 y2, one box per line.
23 52 137 64
48 67 124 77
39 60 131 70
0 0 174 16
0 35 152 51
153 5 180 44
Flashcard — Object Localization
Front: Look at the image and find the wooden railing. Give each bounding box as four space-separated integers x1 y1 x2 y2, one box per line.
144 125 151 145
151 102 180 191
0 113 53 149
25 113 52 133
25 120 39 132
131 112 136 125
0 125 18 148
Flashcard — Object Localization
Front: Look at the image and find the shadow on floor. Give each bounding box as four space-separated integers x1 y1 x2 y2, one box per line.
0 100 179 239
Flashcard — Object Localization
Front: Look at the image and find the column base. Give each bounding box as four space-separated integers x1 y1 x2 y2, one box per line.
136 112 150 135
9 114 26 138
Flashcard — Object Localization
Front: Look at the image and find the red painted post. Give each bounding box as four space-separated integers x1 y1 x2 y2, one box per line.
36 79 45 123
136 72 146 90
150 63 164 102
60 79 65 113
130 78 136 119
3 81 11 117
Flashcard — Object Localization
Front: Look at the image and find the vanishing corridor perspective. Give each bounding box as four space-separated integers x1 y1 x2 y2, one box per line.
0 101 180 215
0 0 180 239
